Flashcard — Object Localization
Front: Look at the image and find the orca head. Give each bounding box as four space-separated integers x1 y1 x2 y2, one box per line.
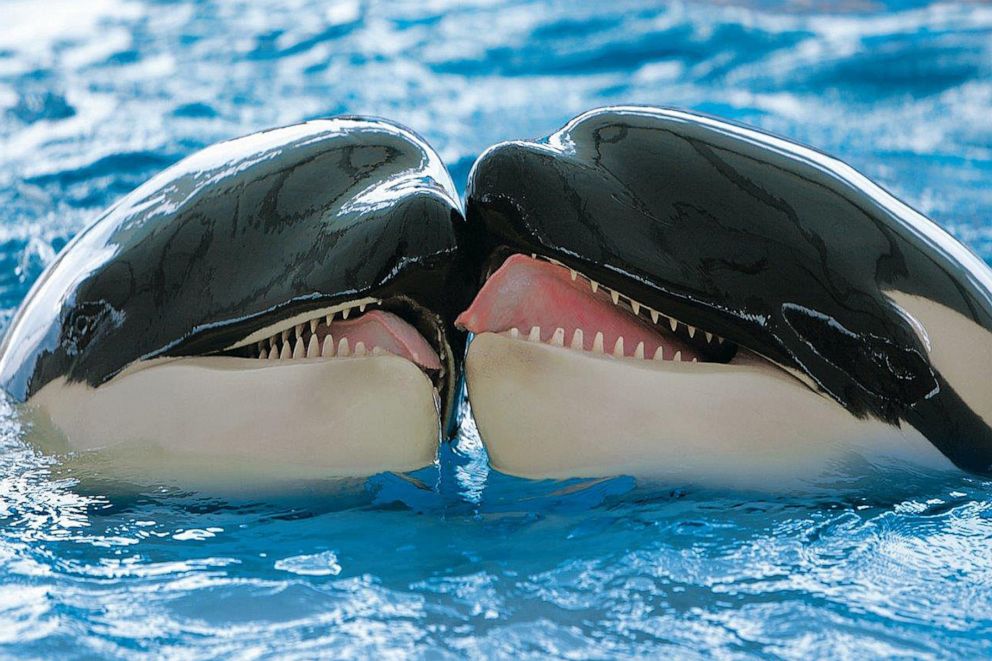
0 117 474 482
458 106 992 486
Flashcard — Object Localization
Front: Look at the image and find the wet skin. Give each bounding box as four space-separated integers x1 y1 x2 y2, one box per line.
463 106 992 475
0 117 476 436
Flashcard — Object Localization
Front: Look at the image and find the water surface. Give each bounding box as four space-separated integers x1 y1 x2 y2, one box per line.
1 0 991 657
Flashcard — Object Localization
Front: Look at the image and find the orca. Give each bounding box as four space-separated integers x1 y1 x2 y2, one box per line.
457 106 992 487
0 117 473 483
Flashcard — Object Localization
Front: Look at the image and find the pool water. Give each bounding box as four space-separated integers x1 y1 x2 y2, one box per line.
2 0 992 657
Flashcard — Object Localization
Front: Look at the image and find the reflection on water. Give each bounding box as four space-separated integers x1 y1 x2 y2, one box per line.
1 0 991 657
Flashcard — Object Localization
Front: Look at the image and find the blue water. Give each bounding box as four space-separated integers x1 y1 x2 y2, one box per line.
2 0 992 657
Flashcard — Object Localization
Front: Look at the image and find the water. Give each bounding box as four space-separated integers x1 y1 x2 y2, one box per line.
2 0 992 657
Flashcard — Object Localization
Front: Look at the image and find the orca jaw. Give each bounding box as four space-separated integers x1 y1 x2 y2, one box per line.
26 353 441 487
462 252 740 363
457 252 957 487
458 252 815 387
22 293 457 485
188 295 451 395
463 332 955 488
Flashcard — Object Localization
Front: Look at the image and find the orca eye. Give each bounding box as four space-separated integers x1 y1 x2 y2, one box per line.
64 301 114 352
74 315 90 334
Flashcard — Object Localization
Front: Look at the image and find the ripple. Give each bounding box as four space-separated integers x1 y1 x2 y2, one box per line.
1 0 992 657
274 551 343 577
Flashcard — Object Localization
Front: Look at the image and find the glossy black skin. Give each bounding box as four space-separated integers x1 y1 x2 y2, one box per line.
465 106 992 474
0 117 475 432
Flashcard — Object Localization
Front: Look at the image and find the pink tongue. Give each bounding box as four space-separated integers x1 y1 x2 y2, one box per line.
456 254 700 361
333 310 441 370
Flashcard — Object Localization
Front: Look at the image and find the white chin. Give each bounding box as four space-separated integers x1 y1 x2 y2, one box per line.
23 354 440 489
464 332 954 490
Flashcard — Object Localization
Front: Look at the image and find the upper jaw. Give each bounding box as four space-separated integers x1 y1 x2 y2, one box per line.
167 293 440 363
222 297 383 352
214 298 442 371
457 252 747 368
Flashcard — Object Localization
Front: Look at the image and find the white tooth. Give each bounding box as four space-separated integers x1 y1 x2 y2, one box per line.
674 350 682 362
691 357 698 363
590 280 599 293
281 329 290 343
307 335 320 358
653 346 664 360
354 341 367 356
610 290 620 305
292 337 305 359
342 307 350 320
570 269 578 281
325 313 334 326
531 252 538 259
310 319 319 334
705 331 713 343
279 342 292 360
270 336 278 350
509 327 519 339
634 341 644 359
550 327 565 346
613 336 624 357
295 323 304 337
528 326 541 342
269 346 280 360
718 336 725 344
322 335 335 357
593 332 604 353
359 303 367 313
337 337 350 357
631 300 641 315
372 346 385 356
669 318 678 333
257 341 265 353
259 347 268 360
650 309 660 324
570 328 584 350
687 325 696 339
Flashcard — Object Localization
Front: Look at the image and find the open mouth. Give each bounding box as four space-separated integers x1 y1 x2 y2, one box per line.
456 253 741 365
41 295 457 478
31 295 453 479
210 297 444 381
453 252 888 483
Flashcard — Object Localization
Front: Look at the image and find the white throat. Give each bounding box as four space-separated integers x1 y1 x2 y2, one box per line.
24 354 440 489
464 332 954 489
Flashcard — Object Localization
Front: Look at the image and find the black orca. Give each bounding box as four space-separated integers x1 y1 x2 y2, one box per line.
457 106 992 486
0 117 474 483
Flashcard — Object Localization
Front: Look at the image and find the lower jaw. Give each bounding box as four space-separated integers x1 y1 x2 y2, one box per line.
24 354 440 487
464 332 954 489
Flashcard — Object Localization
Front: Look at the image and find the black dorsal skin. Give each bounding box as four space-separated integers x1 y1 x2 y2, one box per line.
0 117 475 433
464 106 992 474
